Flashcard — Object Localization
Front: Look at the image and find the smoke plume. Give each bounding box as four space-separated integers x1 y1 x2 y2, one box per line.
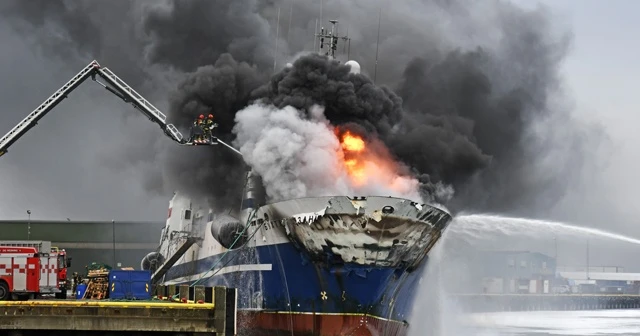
0 0 603 217
232 102 423 202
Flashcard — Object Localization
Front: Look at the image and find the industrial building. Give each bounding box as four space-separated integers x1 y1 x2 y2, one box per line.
473 250 557 294
557 270 640 294
455 249 640 295
0 220 163 275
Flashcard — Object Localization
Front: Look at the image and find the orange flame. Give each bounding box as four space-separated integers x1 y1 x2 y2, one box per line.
341 132 365 152
336 129 419 199
340 131 367 184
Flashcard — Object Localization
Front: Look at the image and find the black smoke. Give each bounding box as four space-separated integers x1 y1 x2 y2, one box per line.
0 0 601 217
154 54 269 210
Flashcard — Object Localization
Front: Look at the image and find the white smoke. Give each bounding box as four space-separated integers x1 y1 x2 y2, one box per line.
232 102 424 202
232 102 349 200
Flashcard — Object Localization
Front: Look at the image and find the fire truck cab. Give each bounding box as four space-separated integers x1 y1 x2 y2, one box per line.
0 241 72 300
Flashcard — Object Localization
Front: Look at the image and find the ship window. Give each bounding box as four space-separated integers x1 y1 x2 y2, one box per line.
208 212 214 222
184 210 192 220
520 260 527 268
542 262 547 269
507 259 515 268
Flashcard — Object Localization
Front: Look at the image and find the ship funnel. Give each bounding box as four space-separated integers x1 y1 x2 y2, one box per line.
240 169 266 224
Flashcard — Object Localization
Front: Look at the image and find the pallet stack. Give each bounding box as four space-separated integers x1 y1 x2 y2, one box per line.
82 265 111 300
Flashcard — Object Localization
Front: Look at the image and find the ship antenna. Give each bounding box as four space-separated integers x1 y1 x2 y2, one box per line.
341 25 351 60
273 7 281 74
287 1 293 46
320 0 323 32
374 8 381 84
313 19 319 53
315 19 349 61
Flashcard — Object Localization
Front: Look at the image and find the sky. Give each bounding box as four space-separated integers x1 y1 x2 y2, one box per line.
0 21 171 222
1 1 640 267
524 0 640 232
523 0 640 269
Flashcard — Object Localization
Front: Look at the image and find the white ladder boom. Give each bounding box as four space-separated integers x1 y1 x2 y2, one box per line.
0 60 194 159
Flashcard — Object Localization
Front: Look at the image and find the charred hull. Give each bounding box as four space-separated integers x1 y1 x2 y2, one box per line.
158 196 451 336
256 196 450 271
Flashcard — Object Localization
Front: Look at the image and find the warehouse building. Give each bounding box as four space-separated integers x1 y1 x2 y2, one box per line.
475 250 557 294
558 270 640 294
0 220 164 275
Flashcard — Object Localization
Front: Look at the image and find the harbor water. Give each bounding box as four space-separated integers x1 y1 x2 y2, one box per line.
460 309 640 335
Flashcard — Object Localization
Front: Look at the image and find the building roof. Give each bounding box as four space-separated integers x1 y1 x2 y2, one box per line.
559 271 640 282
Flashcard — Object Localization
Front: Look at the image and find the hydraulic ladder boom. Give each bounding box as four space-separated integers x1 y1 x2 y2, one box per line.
0 60 223 159
0 61 98 158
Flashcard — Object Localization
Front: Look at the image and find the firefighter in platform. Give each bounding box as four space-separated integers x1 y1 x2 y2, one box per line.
189 114 205 143
203 113 217 143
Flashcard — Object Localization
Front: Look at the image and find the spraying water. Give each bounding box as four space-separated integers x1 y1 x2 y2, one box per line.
408 213 640 336
450 214 640 245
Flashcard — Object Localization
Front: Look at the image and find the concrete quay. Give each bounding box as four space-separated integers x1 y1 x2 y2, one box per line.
0 285 237 336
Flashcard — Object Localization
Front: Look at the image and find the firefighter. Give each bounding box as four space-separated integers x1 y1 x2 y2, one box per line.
72 272 80 295
204 113 216 142
190 114 205 143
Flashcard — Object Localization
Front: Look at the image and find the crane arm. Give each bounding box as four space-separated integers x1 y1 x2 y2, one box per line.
90 63 184 144
91 64 243 157
0 60 243 160
0 61 99 158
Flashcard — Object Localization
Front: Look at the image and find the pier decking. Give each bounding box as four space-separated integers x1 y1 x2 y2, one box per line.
0 285 237 335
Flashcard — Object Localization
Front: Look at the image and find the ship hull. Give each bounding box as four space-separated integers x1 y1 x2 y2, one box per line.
237 310 409 336
164 242 428 336
157 195 451 336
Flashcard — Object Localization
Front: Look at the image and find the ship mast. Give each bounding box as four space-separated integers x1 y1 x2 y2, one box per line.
315 19 350 61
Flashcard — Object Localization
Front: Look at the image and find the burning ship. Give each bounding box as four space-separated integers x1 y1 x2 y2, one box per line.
141 20 453 336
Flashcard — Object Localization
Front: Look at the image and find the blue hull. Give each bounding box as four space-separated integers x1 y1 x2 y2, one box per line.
164 242 427 322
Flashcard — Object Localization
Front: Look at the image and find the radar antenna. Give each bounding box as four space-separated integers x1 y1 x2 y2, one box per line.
315 19 350 60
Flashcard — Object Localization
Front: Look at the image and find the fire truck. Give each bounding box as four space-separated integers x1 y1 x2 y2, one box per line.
0 241 72 300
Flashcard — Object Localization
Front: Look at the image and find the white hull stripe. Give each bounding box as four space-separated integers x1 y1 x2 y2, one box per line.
163 264 272 285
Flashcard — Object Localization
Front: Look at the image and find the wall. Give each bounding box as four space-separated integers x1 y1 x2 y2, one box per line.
441 250 558 294
475 251 556 279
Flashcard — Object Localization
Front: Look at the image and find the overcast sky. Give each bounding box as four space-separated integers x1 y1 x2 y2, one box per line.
470 0 640 270
1 1 639 266
0 19 171 222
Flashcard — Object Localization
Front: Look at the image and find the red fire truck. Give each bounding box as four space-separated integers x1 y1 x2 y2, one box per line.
0 241 72 300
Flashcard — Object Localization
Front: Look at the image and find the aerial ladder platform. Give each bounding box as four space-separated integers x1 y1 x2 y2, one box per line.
0 60 242 159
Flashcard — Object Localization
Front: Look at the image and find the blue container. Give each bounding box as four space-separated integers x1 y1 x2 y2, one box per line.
76 283 87 299
108 270 152 300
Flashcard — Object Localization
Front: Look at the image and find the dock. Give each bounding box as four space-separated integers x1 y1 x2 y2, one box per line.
450 293 640 313
0 285 237 335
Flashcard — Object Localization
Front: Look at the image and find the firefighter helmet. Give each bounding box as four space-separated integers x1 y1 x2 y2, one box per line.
199 114 205 119
208 114 214 119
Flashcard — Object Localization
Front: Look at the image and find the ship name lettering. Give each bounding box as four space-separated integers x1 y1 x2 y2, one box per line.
293 215 319 224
